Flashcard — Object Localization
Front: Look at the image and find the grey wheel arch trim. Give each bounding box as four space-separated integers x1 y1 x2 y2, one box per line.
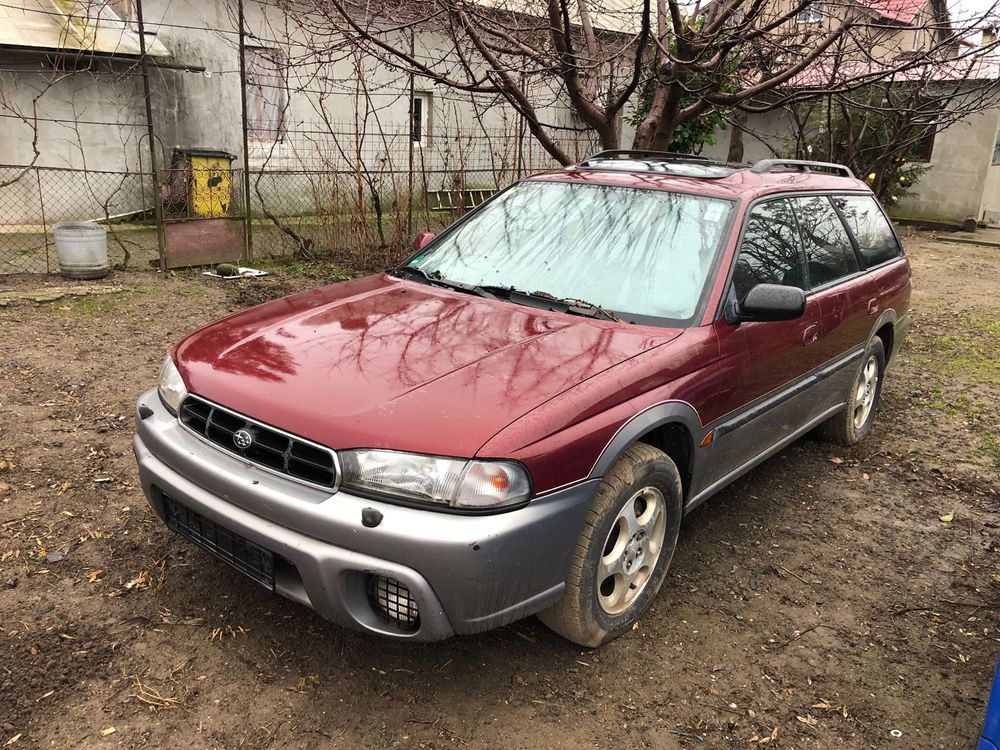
588 401 703 496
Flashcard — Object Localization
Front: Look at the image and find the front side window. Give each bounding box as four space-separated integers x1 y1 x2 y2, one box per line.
732 199 805 301
790 196 859 287
408 182 735 323
836 195 901 267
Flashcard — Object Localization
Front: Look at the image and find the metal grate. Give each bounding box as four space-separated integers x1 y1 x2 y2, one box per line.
368 575 420 631
163 493 275 589
179 395 338 488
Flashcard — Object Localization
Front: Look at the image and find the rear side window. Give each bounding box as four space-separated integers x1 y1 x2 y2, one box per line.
790 196 859 288
836 195 902 267
732 199 806 301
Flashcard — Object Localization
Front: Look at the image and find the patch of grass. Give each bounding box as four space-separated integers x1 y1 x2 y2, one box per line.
934 312 1000 384
52 290 137 318
981 427 1000 467
254 257 361 281
914 387 973 415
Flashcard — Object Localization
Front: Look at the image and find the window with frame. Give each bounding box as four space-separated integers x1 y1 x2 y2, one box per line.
835 195 901 267
908 126 935 162
410 93 430 146
790 196 859 287
732 199 806 301
797 2 824 23
245 47 287 142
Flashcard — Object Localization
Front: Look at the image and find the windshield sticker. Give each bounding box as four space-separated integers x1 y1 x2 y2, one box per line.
703 203 725 223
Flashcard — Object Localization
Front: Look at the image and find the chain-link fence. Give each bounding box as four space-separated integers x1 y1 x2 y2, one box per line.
1 127 597 275
0 165 161 274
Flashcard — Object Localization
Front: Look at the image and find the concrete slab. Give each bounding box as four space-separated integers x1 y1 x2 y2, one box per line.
0 284 126 306
936 229 1000 249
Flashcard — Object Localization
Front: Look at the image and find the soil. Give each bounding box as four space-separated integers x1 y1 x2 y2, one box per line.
1 231 998 750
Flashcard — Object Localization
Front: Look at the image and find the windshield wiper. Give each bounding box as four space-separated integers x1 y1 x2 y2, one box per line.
484 286 621 322
392 266 498 301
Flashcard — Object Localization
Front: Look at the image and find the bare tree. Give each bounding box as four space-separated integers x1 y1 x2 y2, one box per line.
279 0 1000 163
779 59 1000 201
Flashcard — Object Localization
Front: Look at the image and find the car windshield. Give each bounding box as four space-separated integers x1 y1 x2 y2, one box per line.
406 181 734 323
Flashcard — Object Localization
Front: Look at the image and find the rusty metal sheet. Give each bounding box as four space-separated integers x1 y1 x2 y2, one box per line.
164 219 242 268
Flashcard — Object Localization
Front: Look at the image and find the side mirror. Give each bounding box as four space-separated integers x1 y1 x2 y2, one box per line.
414 231 436 250
733 283 806 322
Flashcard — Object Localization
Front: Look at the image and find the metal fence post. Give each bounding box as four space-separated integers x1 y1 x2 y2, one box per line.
135 0 166 270
238 0 254 264
34 167 51 274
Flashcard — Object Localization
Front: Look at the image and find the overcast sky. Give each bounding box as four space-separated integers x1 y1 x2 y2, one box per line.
949 0 999 28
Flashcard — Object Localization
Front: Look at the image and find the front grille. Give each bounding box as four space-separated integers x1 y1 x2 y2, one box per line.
368 575 420 631
179 395 338 488
162 493 275 589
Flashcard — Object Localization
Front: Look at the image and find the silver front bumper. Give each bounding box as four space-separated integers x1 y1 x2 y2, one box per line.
133 389 599 641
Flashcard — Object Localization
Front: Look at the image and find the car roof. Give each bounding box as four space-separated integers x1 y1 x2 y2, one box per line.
525 151 872 202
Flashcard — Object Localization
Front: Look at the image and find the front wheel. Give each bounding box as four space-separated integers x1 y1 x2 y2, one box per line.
538 443 683 647
817 338 886 446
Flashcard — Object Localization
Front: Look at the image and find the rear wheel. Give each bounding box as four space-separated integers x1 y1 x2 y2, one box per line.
538 443 683 647
817 338 886 446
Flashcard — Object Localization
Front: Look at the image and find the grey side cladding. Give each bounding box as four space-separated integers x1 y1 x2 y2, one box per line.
588 400 704 487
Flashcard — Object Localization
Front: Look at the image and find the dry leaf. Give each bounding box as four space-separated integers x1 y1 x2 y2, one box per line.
100 727 116 737
4 734 22 746
830 456 844 464
939 513 954 523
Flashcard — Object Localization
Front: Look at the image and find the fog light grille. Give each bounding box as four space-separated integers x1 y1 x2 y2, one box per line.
368 575 419 631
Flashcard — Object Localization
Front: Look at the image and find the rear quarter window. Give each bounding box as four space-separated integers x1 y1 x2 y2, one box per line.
836 195 902 267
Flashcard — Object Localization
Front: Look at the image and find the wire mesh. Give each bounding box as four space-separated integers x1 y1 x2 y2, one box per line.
0 165 160 274
0 126 596 275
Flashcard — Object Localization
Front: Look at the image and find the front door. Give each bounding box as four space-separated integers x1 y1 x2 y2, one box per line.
705 197 827 488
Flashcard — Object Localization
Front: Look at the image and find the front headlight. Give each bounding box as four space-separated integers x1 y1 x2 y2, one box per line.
158 354 188 415
339 449 531 510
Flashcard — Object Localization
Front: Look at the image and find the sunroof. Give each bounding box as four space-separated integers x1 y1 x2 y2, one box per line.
581 159 735 179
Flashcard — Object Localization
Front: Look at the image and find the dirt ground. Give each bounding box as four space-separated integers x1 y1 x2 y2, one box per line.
1 230 998 750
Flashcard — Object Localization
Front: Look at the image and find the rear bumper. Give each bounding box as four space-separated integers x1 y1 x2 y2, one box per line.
133 389 598 641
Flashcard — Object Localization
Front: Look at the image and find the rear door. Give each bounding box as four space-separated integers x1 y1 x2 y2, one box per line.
834 194 910 354
789 195 869 369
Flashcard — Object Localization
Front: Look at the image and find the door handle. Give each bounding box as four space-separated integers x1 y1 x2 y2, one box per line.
802 324 820 346
868 298 879 315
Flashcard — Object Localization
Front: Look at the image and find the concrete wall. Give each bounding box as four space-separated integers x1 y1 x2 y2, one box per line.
1 0 589 222
700 109 794 163
895 108 1000 225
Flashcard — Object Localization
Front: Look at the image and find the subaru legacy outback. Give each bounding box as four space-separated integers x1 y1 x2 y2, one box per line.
134 151 911 647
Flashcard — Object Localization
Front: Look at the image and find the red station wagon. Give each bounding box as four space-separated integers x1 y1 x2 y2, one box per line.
134 151 911 647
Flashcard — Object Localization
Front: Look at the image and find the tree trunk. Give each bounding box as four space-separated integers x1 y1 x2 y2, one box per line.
727 111 748 162
632 72 683 150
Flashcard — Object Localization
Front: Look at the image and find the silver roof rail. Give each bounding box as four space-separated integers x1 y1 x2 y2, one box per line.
750 159 855 179
579 149 711 166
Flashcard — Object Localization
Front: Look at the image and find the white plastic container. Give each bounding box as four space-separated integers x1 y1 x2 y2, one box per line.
52 221 110 279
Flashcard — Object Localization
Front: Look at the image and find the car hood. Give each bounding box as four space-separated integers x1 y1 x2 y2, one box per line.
175 274 683 457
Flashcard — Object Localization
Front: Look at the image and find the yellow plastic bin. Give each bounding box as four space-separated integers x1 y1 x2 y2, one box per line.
172 148 237 218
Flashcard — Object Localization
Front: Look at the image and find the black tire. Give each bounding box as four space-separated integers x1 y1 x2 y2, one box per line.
816 338 886 446
537 443 683 647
